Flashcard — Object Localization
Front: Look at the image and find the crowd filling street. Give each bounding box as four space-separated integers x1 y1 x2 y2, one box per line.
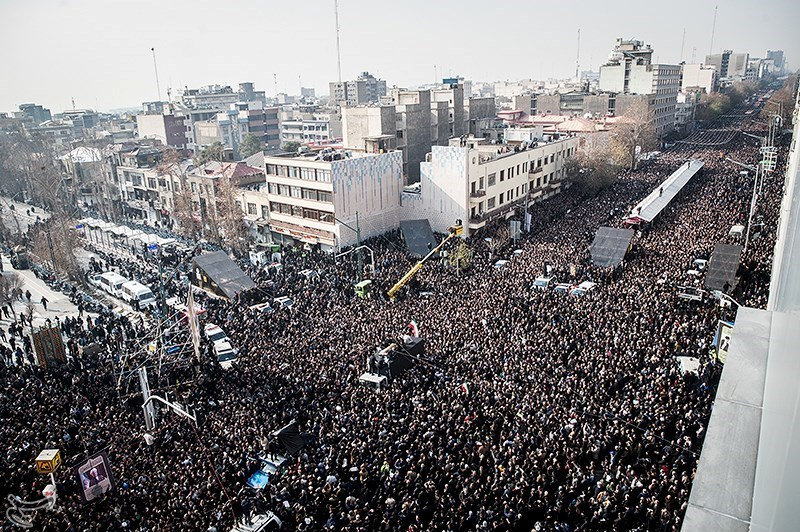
0 111 788 531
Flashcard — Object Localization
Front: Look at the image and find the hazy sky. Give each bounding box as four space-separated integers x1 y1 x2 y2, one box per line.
1 0 797 113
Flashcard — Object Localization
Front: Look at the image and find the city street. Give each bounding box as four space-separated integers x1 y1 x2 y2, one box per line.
0 196 50 235
0 254 83 330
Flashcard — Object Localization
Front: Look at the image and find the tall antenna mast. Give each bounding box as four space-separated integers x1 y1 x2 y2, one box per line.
334 0 342 83
709 5 718 55
575 28 581 80
151 47 162 102
680 28 686 62
273 73 278 96
692 46 697 64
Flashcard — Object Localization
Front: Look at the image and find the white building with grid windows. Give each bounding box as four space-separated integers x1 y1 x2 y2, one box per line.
263 149 403 250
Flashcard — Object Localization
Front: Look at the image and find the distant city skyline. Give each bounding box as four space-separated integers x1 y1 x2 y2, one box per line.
1 0 797 113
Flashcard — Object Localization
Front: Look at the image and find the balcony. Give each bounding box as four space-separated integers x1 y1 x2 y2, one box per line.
470 189 486 198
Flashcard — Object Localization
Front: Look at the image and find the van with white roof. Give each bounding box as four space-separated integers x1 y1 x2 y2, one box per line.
120 280 157 309
98 271 128 298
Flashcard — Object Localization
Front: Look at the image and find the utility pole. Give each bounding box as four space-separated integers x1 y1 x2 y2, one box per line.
45 227 56 272
333 0 343 83
151 47 161 102
575 28 580 80
709 5 718 55
356 211 362 282
680 28 686 62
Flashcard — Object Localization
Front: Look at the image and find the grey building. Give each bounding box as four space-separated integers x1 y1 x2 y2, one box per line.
329 72 387 106
705 50 750 80
16 103 51 125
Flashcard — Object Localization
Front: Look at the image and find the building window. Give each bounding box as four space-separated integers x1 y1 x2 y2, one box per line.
301 167 315 180
288 166 299 178
500 170 505 181
247 203 257 215
487 197 496 209
499 192 504 204
268 183 277 194
317 170 331 182
318 191 332 203
302 188 317 201
487 173 496 187
261 205 269 219
319 212 334 223
479 176 484 189
290 186 302 198
303 208 319 220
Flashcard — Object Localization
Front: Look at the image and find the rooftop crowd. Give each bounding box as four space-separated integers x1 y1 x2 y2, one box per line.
0 109 787 531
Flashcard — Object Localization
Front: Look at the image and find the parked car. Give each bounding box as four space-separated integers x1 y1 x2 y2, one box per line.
554 283 573 295
204 323 238 369
98 271 128 298
120 280 157 309
274 296 293 309
533 276 555 290
570 281 597 296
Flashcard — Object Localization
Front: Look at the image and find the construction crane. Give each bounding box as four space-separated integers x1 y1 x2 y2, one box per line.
388 224 463 301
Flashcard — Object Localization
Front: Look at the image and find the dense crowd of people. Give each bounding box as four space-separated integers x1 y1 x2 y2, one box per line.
0 104 789 531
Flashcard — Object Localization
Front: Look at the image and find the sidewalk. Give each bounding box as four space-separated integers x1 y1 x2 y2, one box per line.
0 255 83 330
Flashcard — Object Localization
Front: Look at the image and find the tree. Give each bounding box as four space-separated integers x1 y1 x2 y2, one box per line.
0 272 23 321
761 74 798 122
214 174 247 253
195 142 225 165
565 140 621 198
609 100 657 171
281 141 301 154
159 148 202 239
239 134 264 158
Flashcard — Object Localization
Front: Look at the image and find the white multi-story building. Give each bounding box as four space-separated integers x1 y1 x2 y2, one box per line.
263 148 403 250
403 136 580 236
599 39 679 138
681 63 717 94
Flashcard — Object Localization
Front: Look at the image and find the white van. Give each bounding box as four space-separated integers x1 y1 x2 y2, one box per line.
99 272 128 297
120 280 157 309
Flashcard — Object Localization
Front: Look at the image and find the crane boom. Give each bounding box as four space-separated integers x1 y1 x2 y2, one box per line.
388 225 462 301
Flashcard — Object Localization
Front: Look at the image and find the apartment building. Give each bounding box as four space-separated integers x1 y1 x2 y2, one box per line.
599 38 679 138
705 50 750 80
136 112 190 151
403 135 580 237
329 72 387 106
681 63 717 94
263 148 403 250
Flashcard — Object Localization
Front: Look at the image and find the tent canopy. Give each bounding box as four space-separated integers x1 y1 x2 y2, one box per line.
193 251 255 299
590 227 634 267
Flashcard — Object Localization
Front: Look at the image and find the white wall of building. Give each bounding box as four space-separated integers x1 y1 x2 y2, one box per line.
332 151 404 246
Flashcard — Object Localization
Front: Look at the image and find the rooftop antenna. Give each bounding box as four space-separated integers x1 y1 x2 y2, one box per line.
680 28 686 62
692 46 697 64
71 97 75 110
273 73 278 96
298 75 302 94
151 47 162 102
709 5 718 55
333 0 342 83
575 28 581 80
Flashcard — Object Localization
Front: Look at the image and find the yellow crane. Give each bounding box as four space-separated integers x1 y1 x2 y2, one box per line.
388 224 463 301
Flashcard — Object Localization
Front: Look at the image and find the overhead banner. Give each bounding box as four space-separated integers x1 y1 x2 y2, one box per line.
74 451 115 503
